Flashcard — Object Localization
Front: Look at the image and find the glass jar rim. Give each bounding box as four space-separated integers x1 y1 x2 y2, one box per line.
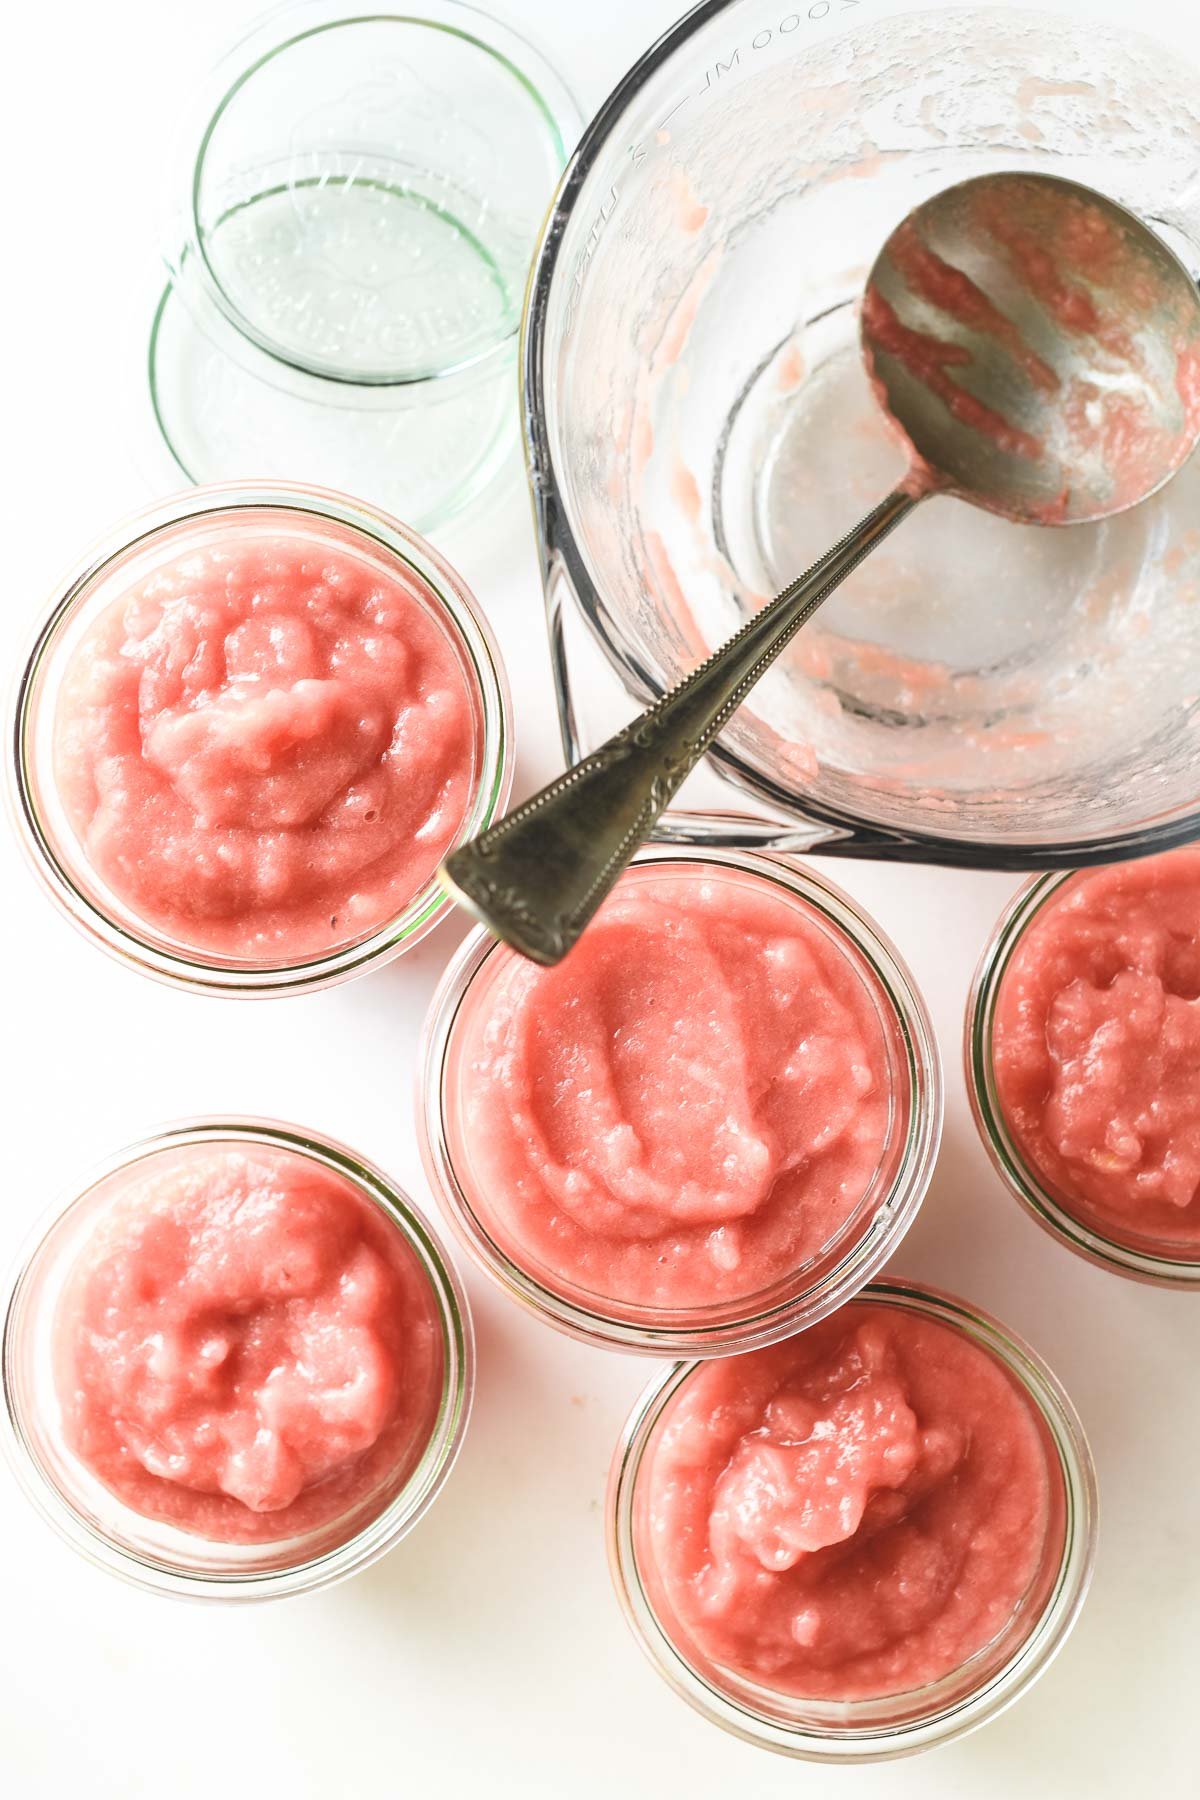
185 0 583 389
966 870 1200 1286
8 479 513 996
0 1116 475 1602
418 839 943 1354
606 1277 1098 1761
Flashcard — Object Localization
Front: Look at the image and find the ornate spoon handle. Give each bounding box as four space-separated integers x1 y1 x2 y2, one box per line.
442 485 920 964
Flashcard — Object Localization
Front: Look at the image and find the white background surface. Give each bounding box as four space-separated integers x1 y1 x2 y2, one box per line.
2 0 1196 1794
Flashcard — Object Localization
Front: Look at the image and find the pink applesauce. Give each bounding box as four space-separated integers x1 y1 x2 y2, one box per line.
635 1300 1059 1701
446 865 905 1316
54 1146 444 1544
991 848 1200 1252
52 524 479 962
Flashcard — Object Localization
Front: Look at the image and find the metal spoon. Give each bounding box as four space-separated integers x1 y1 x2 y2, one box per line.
443 171 1200 965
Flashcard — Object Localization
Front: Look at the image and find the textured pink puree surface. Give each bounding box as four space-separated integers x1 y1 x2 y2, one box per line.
53 531 478 961
993 847 1200 1251
452 868 901 1315
55 1148 443 1544
638 1304 1057 1700
862 177 1200 516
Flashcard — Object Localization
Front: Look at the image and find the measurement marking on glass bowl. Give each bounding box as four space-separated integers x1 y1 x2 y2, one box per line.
629 0 872 169
564 184 620 333
697 0 863 90
568 0 870 331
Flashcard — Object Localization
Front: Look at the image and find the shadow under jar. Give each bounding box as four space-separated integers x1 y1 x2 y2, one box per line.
967 849 1200 1285
419 840 941 1355
607 1280 1097 1761
9 482 511 996
527 0 1200 869
0 1120 473 1601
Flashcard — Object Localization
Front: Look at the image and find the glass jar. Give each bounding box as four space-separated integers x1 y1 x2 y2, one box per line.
150 0 582 528
527 0 1200 869
9 481 512 996
966 871 1200 1286
418 839 942 1354
607 1279 1097 1760
0 1119 474 1601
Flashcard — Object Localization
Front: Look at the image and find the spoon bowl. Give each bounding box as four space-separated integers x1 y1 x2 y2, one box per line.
863 172 1200 524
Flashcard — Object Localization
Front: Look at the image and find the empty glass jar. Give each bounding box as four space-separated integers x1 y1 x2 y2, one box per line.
151 1 582 527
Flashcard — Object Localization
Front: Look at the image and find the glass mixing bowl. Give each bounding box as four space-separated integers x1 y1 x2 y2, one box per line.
526 0 1200 869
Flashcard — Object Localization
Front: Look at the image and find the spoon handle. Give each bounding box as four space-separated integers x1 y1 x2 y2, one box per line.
442 485 920 964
